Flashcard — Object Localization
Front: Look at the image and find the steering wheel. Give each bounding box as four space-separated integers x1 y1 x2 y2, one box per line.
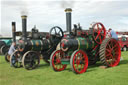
92 22 106 44
49 26 64 42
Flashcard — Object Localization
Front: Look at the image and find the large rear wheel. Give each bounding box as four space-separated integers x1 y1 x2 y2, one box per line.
99 38 121 67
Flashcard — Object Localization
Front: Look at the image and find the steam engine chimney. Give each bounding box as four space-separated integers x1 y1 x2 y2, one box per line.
21 15 27 42
65 8 72 34
12 22 16 43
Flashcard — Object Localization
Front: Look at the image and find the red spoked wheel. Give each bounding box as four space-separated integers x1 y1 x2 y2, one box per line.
50 50 67 71
70 50 88 74
100 38 121 67
92 22 106 44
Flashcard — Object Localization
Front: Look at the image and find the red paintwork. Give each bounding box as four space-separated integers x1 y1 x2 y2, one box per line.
116 32 128 35
93 23 106 44
106 30 128 49
118 37 128 49
72 50 88 74
105 39 121 67
64 35 67 37
52 50 67 71
61 42 65 48
61 39 69 51
93 44 98 51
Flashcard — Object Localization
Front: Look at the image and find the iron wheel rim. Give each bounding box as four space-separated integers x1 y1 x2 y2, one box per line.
51 50 67 71
71 50 88 74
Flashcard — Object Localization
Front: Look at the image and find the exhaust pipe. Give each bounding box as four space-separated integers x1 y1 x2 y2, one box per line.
12 22 16 43
65 8 72 34
21 15 27 42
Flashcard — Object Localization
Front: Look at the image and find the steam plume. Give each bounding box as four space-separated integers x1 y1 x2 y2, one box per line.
60 0 75 8
2 0 29 15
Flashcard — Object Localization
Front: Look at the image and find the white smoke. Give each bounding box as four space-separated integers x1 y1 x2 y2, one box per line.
1 0 29 15
60 0 75 8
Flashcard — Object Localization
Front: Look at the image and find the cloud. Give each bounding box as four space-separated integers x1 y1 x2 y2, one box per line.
1 0 128 37
1 0 29 15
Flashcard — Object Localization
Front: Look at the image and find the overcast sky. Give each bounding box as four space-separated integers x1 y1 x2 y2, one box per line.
0 0 128 36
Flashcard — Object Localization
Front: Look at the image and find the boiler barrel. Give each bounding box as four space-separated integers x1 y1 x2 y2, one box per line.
61 37 96 51
77 37 96 50
30 39 51 51
18 39 51 51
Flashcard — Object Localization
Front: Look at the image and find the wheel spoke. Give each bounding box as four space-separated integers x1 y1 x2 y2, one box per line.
95 33 100 40
93 23 106 44
106 53 111 57
115 52 119 55
58 30 61 34
108 44 112 50
100 26 103 31
112 44 118 49
106 48 111 53
54 28 57 34
23 52 40 70
97 24 99 31
51 50 67 71
99 35 102 42
101 38 121 67
101 33 105 36
81 64 83 71
71 50 88 74
11 51 22 68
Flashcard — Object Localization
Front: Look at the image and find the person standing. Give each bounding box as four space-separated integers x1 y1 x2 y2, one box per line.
108 28 123 61
108 28 118 40
8 42 16 66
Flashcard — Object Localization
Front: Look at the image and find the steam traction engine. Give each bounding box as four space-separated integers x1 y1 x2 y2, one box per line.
10 15 64 70
50 8 121 74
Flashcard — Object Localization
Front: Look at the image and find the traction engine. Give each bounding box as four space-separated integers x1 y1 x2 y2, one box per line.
10 15 64 70
50 8 121 74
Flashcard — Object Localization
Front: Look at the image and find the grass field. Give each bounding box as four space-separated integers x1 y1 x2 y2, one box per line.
0 51 128 85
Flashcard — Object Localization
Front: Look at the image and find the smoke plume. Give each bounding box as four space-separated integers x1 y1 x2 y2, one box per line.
60 0 75 8
2 0 28 15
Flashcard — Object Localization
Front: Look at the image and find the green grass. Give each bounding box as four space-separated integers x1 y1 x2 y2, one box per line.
0 52 128 85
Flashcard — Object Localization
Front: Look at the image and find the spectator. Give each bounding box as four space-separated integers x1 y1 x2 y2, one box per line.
108 28 123 61
8 42 16 66
108 28 118 40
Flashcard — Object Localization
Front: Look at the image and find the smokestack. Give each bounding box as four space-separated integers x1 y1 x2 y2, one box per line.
21 15 27 42
65 8 72 34
12 22 16 43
